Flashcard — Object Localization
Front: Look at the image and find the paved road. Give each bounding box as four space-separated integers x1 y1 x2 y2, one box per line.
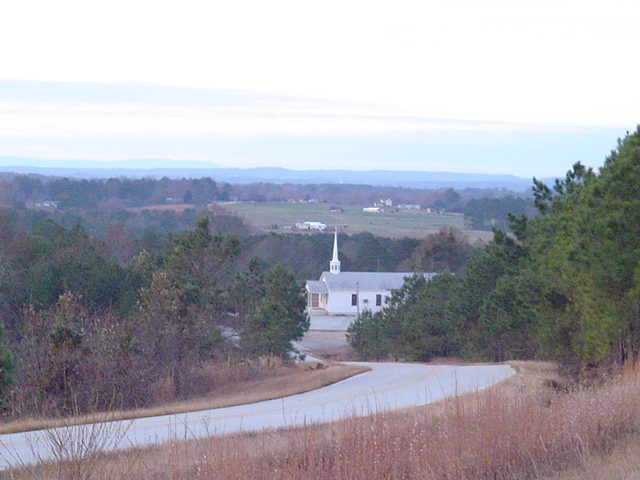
0 362 514 469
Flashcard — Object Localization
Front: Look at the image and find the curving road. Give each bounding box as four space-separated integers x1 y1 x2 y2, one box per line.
0 362 514 469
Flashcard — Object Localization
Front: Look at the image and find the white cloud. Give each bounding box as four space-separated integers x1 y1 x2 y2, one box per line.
0 90 597 143
0 1 637 175
2 0 638 129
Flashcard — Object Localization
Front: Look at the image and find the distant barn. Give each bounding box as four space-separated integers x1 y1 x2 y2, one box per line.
295 221 327 231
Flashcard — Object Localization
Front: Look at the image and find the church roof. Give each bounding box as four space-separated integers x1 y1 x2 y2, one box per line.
306 280 328 294
318 271 436 291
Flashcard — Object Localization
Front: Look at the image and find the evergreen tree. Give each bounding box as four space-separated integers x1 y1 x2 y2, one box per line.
346 310 389 361
163 216 239 313
240 264 309 359
347 273 463 362
529 128 640 363
399 272 463 361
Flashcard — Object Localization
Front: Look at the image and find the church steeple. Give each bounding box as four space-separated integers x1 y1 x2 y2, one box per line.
330 227 341 274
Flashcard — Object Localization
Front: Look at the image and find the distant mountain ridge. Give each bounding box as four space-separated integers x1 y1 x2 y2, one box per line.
0 157 540 191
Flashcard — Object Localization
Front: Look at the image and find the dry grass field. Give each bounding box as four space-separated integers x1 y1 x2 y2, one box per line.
217 202 493 242
126 203 201 213
6 360 640 479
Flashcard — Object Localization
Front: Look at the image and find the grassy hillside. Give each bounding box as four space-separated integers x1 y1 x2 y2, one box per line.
219 202 492 242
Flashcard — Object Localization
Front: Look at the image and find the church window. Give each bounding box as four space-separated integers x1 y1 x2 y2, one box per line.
351 294 357 306
376 294 382 306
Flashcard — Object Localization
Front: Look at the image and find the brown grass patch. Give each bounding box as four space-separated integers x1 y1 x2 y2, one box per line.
540 434 640 480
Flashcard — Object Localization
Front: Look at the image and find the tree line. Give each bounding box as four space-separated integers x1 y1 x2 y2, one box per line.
348 127 640 369
0 172 532 230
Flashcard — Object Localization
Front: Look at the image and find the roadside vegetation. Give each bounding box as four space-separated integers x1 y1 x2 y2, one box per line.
349 127 640 371
6 360 640 480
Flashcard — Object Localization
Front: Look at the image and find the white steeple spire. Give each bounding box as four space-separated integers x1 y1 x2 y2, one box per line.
330 226 341 274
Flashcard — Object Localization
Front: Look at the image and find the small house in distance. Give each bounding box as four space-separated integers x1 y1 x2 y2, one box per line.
306 229 436 316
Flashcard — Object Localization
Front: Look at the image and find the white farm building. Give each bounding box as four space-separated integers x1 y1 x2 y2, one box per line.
296 221 327 231
306 229 436 316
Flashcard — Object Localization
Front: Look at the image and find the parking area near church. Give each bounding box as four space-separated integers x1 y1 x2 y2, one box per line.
308 315 355 331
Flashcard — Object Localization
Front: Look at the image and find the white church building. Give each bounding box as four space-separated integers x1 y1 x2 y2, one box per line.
306 229 436 316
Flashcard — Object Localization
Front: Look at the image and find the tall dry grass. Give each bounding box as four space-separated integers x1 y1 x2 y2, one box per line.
6 361 640 480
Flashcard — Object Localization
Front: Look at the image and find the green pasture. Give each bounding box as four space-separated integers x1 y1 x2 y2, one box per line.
218 202 492 241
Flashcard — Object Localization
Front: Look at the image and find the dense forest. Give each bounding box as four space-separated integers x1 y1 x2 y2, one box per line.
0 212 319 417
348 127 640 369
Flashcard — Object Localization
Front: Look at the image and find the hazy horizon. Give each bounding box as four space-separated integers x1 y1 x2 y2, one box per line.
2 1 638 178
0 149 601 180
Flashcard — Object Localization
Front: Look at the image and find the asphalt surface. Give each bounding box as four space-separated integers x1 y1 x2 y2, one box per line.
0 362 514 469
308 315 356 331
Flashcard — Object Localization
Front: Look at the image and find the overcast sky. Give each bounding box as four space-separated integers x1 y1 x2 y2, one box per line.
1 0 638 177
